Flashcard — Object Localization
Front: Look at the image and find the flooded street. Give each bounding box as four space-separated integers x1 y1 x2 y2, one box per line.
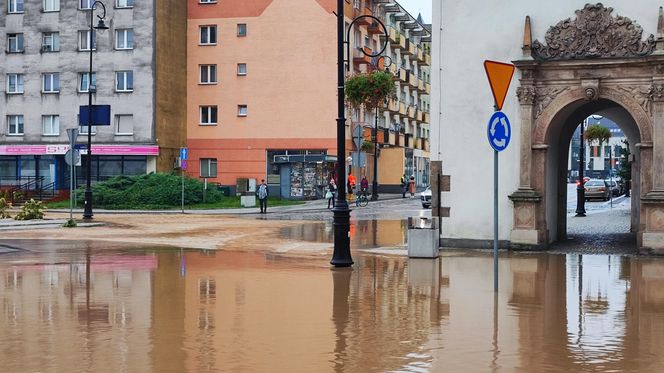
2 240 664 372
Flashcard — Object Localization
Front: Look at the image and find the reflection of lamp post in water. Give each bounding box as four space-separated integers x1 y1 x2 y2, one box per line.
331 267 352 370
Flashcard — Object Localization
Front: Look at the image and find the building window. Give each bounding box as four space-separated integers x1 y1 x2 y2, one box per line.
115 71 134 92
8 0 23 13
6 74 24 94
7 34 24 53
43 0 60 12
78 124 96 135
116 0 133 8
79 72 97 92
237 105 247 117
78 30 96 51
237 24 247 37
7 115 24 136
199 65 217 84
42 73 60 93
199 0 217 4
115 29 134 50
200 25 217 45
115 114 133 135
200 158 217 178
237 63 247 76
42 32 60 52
80 0 92 9
42 115 60 136
200 106 218 125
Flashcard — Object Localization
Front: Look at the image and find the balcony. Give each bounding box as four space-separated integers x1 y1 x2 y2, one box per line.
417 79 426 94
353 46 372 65
388 99 400 113
397 68 408 82
423 111 430 123
355 6 372 25
407 105 416 120
404 134 412 148
425 82 431 94
399 102 407 116
423 54 431 66
408 41 416 56
408 74 418 88
416 47 424 63
368 22 383 35
416 109 424 122
389 28 400 46
388 63 398 75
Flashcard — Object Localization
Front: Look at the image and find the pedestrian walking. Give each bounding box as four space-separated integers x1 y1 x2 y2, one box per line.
327 179 337 209
257 179 268 213
400 174 407 198
408 175 416 198
360 176 369 195
348 173 357 201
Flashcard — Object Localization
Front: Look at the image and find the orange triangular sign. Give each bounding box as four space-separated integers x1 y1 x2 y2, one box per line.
484 60 515 111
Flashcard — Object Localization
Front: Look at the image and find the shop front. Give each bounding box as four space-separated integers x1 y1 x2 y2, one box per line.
0 144 159 191
266 150 337 199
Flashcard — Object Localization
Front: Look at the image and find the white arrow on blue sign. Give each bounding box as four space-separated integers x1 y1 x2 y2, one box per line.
180 147 188 161
487 111 511 152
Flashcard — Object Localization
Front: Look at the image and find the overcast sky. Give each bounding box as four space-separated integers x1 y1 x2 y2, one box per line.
396 0 432 24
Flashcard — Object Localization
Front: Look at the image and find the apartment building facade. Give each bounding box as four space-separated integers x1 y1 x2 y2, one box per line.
0 0 186 190
186 0 430 198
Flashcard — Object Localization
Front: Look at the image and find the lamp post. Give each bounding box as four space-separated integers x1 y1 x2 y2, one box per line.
371 107 379 200
331 2 389 267
575 119 586 217
83 1 109 220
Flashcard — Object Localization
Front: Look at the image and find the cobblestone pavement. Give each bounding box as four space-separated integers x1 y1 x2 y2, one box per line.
553 197 636 254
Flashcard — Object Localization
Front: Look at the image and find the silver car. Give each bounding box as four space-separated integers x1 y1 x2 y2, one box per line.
584 179 610 201
420 187 432 208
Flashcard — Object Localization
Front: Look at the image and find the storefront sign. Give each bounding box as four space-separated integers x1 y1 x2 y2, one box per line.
0 144 159 156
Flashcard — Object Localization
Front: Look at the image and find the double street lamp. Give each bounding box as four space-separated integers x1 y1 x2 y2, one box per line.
83 1 109 220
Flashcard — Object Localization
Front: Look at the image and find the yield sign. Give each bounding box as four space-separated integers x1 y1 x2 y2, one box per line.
483 60 515 111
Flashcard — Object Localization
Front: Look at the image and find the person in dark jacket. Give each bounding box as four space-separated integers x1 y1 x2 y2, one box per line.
327 179 337 209
257 179 268 213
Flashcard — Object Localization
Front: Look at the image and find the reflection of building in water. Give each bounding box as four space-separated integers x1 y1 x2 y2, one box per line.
0 251 156 372
280 220 408 250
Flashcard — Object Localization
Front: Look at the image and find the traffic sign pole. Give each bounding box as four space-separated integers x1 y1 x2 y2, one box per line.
493 146 499 293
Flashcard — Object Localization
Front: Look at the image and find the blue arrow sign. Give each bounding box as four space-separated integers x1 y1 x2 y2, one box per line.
487 111 511 152
180 147 188 161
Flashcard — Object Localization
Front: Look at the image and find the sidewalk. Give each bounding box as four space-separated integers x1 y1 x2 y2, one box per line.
0 218 103 230
46 193 410 216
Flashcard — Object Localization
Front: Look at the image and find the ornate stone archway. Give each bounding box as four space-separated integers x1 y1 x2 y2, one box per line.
509 3 664 253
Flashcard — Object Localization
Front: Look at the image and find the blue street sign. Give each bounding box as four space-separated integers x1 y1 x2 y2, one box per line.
487 111 511 152
79 105 111 126
74 144 87 150
180 147 188 161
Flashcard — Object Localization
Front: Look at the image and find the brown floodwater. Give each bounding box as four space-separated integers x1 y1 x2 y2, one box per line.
2 240 664 372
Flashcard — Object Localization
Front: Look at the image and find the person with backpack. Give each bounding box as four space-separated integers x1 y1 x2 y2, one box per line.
257 179 269 213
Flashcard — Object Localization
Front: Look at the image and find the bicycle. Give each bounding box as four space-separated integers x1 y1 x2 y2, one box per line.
355 190 369 207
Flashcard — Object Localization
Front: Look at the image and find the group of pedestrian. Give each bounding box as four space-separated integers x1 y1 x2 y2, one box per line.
326 174 370 209
400 174 416 198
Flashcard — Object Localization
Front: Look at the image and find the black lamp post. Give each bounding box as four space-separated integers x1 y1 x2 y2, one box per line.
371 106 379 200
83 1 108 220
331 3 389 267
575 121 586 217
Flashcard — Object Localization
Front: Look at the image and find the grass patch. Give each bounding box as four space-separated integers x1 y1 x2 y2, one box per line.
47 195 303 210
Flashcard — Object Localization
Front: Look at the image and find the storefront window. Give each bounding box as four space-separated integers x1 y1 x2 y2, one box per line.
99 156 122 180
0 157 18 182
123 156 146 175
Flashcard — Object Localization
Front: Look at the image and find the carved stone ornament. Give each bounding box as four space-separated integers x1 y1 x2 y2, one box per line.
619 85 654 114
516 86 536 104
534 87 570 118
652 83 664 102
532 3 655 61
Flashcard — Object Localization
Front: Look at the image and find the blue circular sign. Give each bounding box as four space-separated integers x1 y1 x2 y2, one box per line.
487 111 511 152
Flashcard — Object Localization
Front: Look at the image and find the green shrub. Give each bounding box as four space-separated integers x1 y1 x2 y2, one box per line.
0 197 11 219
75 173 226 209
14 199 45 220
63 219 77 228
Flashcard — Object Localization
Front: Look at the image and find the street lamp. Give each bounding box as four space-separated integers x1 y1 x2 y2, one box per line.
575 119 586 217
331 1 389 267
83 1 108 220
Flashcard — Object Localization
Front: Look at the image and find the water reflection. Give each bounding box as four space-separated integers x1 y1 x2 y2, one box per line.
280 219 408 249
2 242 664 371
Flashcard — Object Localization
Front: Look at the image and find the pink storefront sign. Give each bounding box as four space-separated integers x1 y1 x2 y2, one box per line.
0 144 159 156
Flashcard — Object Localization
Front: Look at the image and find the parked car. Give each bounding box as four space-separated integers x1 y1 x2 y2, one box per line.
420 187 431 208
575 176 590 187
605 179 621 196
584 179 610 201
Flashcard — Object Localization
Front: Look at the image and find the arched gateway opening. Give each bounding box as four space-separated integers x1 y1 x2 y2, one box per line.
509 4 664 253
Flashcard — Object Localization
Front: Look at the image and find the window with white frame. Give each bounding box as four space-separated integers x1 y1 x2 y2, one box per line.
237 63 247 76
42 73 60 93
6 74 24 94
200 106 217 125
199 25 217 45
200 158 217 178
7 115 24 135
8 0 23 13
43 0 60 12
115 114 133 135
116 0 133 8
237 24 247 37
78 115 96 134
42 115 59 136
7 34 24 53
237 105 247 117
78 30 96 51
42 32 60 52
79 72 97 92
80 0 92 9
199 65 217 84
115 71 133 92
199 0 217 4
115 29 134 50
